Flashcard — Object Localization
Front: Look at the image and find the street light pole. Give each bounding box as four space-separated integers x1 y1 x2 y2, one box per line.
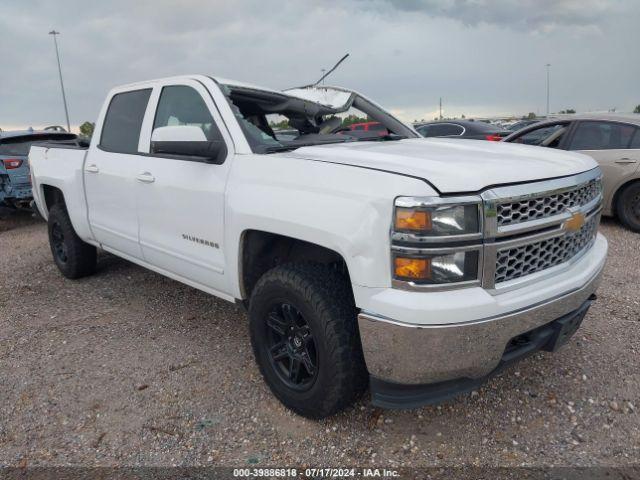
545 63 551 117
49 30 71 132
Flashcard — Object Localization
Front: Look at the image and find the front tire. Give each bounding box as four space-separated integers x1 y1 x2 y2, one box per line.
616 181 640 233
249 263 367 419
47 203 97 279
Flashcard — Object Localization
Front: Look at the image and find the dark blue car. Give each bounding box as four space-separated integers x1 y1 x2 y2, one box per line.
0 130 77 208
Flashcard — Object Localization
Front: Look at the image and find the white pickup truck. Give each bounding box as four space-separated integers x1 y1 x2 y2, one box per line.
29 75 608 418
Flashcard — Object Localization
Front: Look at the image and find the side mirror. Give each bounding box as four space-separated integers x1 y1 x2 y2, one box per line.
150 126 226 163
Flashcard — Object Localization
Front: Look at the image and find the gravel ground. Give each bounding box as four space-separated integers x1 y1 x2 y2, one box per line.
0 210 638 469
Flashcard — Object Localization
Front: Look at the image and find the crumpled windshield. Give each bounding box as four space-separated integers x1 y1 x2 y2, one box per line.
221 83 415 154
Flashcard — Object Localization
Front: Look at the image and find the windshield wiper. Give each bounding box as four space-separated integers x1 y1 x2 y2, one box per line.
263 144 303 153
263 139 349 154
378 134 407 141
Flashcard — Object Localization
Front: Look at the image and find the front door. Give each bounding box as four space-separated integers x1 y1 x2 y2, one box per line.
85 88 152 259
135 81 232 293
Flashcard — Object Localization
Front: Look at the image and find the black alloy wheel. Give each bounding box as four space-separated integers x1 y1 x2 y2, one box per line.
46 203 97 279
266 302 318 390
248 263 368 418
50 221 69 264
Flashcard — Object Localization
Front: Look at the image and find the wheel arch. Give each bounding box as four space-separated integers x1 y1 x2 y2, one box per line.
611 177 640 218
238 229 353 302
41 184 66 214
37 181 94 242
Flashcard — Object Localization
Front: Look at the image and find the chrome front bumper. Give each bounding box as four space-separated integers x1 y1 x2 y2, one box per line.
358 262 604 387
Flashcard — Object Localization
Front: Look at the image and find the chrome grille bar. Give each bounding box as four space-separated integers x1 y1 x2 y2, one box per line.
497 179 600 227
480 167 603 292
494 213 599 284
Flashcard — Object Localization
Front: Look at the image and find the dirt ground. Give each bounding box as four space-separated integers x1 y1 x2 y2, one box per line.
0 209 638 469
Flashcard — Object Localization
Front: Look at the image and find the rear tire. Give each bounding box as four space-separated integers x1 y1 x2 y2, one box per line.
249 263 367 419
47 203 97 279
616 182 640 233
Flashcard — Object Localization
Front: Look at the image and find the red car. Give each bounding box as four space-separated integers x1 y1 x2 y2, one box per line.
348 121 389 136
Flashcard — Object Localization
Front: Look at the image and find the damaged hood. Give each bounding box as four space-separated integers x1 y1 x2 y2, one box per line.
286 138 598 193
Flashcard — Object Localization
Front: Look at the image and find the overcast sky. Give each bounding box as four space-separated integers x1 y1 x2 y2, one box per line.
1 0 639 131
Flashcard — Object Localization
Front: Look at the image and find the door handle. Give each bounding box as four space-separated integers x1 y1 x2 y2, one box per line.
615 158 637 164
136 172 155 183
86 164 99 173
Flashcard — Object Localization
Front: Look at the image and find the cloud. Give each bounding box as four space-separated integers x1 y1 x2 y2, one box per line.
365 0 616 32
0 0 638 131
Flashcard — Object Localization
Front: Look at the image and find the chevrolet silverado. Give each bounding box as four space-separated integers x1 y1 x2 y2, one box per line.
28 75 608 418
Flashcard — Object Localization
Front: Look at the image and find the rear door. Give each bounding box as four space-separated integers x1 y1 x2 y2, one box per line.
566 120 640 208
85 88 152 258
135 80 233 293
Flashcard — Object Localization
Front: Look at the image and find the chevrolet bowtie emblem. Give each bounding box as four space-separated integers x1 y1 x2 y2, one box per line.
564 211 586 232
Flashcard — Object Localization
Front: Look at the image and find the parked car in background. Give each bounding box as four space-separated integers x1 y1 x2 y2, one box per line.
503 114 640 232
415 120 510 141
347 121 388 136
0 130 77 208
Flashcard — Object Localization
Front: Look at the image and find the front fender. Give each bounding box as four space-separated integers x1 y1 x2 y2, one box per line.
224 154 435 298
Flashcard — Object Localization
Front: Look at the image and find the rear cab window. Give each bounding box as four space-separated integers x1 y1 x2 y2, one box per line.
99 89 152 153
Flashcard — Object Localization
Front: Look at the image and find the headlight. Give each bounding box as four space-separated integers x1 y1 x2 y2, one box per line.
394 197 481 237
393 250 480 285
392 196 483 289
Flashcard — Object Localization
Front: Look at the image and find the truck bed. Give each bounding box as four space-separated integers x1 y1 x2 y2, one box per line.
31 138 90 150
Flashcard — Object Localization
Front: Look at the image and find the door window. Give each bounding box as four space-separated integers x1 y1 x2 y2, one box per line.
440 124 464 136
99 89 152 154
418 124 463 137
512 123 566 146
568 121 636 150
630 129 640 149
153 85 222 141
431 124 463 136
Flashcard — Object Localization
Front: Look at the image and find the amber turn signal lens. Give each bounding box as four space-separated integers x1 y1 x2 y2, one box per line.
395 208 431 231
394 257 431 280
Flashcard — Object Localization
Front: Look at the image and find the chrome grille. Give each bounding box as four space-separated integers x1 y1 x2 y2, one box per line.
496 179 600 227
494 215 598 284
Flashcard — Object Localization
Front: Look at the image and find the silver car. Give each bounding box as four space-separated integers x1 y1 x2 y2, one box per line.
503 114 640 232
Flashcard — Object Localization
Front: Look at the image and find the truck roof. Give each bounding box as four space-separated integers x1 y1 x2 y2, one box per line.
110 74 338 108
114 74 286 96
